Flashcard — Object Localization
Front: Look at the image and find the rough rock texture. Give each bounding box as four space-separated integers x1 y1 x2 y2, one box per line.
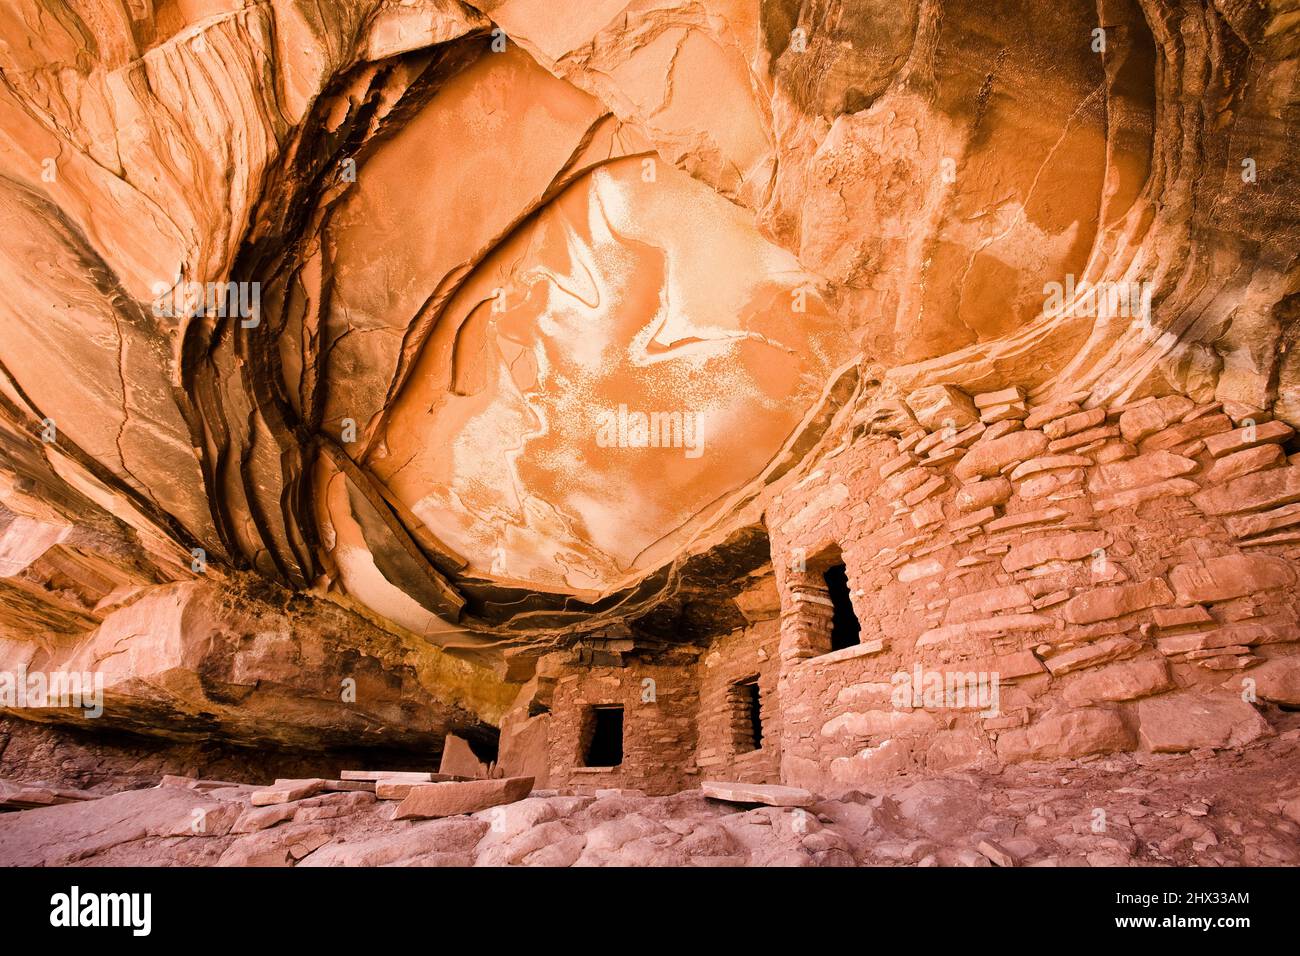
0 0 1299 855
3 722 1299 867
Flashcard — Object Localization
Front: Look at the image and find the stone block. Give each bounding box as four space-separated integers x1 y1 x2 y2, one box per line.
905 385 980 430
1137 693 1271 752
701 782 814 806
1169 554 1296 605
393 776 535 820
1060 579 1173 625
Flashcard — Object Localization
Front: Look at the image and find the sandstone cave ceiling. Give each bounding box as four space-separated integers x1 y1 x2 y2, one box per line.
0 0 1296 658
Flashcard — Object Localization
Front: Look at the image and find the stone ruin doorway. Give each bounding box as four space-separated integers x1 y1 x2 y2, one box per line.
730 675 763 753
822 561 862 650
580 704 624 768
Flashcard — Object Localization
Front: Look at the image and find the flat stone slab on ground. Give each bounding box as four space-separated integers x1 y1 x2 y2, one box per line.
1137 693 1271 752
340 770 436 782
393 777 535 820
375 781 427 800
701 782 815 807
0 786 56 811
1 778 106 811
341 770 466 783
251 778 325 806
162 775 250 791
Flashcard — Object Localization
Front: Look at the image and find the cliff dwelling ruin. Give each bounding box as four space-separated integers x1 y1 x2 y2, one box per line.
0 0 1298 880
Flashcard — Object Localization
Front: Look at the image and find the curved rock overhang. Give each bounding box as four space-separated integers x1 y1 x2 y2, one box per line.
209 31 852 648
0 0 1296 710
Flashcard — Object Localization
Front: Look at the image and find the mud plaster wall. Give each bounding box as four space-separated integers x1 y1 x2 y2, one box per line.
766 387 1300 792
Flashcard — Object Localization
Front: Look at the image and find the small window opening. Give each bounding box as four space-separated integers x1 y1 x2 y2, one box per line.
582 705 624 767
731 676 763 753
823 563 861 650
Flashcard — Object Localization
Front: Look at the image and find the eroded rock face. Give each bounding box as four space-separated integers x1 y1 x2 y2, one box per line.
0 1 1297 769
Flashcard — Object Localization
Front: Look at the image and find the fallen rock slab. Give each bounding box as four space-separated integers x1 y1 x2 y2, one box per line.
995 708 1134 761
162 775 251 791
299 817 490 867
0 780 57 811
701 782 815 807
1138 693 1272 753
393 776 535 820
251 779 325 806
232 803 298 834
340 770 441 782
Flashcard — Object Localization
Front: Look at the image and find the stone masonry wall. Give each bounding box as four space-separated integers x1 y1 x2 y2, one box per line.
540 660 699 796
692 618 782 784
767 384 1300 792
500 621 782 794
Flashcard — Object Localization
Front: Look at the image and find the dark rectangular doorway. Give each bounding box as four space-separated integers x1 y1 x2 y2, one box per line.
733 676 762 753
583 705 624 767
823 563 861 650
